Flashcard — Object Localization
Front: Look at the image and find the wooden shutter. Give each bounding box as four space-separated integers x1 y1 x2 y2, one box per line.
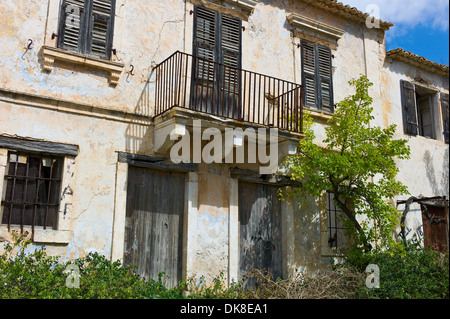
301 40 317 108
220 13 242 118
193 6 242 118
400 80 418 136
58 0 87 52
317 45 334 112
193 6 216 82
441 93 449 144
88 0 115 59
221 14 241 88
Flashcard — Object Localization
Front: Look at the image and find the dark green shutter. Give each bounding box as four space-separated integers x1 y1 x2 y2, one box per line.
301 40 333 111
193 6 216 81
220 13 242 91
400 80 418 136
441 93 449 143
193 5 242 119
88 0 115 59
317 45 333 112
301 40 317 108
58 0 115 59
58 0 87 53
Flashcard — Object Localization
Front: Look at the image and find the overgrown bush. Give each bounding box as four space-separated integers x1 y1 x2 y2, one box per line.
0 233 244 299
2 234 448 299
0 233 178 299
347 244 449 299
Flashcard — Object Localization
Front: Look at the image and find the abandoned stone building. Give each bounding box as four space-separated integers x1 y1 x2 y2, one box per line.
0 0 448 288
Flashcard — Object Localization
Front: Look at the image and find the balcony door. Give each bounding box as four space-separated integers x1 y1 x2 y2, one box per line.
192 5 242 120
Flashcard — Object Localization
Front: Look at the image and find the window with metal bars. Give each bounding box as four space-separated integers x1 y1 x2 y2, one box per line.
301 40 334 113
57 0 116 60
326 192 348 249
1 151 63 231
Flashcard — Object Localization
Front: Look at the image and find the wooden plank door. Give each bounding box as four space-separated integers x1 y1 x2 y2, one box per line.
238 181 283 285
422 205 449 252
123 167 185 288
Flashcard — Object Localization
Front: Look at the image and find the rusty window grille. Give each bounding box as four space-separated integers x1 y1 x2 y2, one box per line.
1 151 63 232
327 191 348 249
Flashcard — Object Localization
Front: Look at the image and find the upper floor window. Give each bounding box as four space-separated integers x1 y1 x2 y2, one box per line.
57 0 116 60
301 40 334 113
401 80 449 143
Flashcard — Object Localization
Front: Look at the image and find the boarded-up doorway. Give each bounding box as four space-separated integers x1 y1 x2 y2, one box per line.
238 181 283 285
123 167 185 288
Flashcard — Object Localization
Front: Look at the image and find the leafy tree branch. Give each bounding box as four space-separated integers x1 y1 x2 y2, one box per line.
287 75 411 253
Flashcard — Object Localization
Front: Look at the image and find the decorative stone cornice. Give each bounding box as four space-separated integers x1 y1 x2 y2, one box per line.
287 13 344 41
301 0 394 31
41 45 124 86
225 0 258 13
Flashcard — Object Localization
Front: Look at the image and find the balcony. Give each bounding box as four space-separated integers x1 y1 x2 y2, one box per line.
152 51 304 167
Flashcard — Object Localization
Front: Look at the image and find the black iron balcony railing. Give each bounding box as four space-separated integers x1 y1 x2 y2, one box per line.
154 51 303 134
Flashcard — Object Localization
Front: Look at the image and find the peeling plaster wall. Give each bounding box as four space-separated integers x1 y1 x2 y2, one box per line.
0 0 448 278
195 163 231 281
0 0 187 113
381 59 449 197
0 99 151 259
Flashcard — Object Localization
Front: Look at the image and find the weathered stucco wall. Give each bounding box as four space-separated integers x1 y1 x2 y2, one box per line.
0 0 448 282
0 98 151 259
0 0 186 114
381 59 449 243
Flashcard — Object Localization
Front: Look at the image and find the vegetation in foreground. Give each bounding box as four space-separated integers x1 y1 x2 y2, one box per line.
0 233 448 299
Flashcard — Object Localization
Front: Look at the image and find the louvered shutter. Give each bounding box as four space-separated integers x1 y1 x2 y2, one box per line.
193 6 216 82
301 40 317 108
58 0 87 53
317 45 333 112
220 13 241 118
88 0 115 59
193 6 242 119
220 14 241 91
400 80 418 136
441 93 449 144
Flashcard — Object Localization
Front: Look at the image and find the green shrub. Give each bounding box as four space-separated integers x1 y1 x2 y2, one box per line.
3 234 447 299
348 244 449 299
0 233 242 299
0 233 179 299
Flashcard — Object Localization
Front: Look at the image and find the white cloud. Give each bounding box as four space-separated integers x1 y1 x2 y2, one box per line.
340 0 449 31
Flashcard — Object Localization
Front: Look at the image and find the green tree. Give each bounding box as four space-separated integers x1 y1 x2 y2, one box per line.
288 75 411 252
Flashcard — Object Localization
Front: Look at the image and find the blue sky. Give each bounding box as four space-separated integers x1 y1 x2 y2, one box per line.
340 0 450 65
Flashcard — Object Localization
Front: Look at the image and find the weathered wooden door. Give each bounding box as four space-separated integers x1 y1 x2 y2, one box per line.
123 167 185 288
422 205 449 253
238 181 283 285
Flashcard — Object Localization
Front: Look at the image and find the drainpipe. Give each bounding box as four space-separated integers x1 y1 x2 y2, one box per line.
362 32 368 77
